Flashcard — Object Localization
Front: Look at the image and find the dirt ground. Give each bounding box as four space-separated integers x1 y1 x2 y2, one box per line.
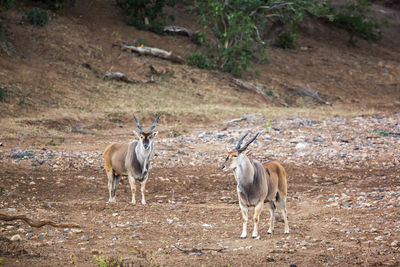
1 114 399 267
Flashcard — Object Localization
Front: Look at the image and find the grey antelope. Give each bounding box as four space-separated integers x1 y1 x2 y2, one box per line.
221 133 289 239
104 115 159 204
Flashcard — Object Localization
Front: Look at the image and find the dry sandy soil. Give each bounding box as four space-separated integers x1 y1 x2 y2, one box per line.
0 0 400 266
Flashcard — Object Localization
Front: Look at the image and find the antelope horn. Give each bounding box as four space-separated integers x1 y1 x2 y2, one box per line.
133 114 143 133
149 115 160 133
235 133 249 151
238 133 260 152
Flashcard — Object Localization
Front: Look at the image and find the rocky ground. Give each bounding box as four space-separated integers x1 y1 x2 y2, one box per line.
0 114 399 266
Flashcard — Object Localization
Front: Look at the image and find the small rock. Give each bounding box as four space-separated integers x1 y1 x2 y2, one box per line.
11 234 22 241
38 234 45 239
81 236 89 241
390 241 399 247
26 233 34 239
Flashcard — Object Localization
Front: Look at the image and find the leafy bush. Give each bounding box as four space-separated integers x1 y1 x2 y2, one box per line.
31 0 75 11
333 0 385 43
22 7 49 26
116 0 175 33
276 31 297 49
0 0 14 12
187 52 215 70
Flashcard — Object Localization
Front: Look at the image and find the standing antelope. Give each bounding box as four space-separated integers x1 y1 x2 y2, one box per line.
221 133 289 239
104 115 159 204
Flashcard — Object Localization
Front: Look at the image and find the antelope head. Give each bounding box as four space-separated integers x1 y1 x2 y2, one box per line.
133 115 160 150
221 133 259 171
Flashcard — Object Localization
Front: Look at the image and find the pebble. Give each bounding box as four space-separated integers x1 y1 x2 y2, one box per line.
81 236 89 241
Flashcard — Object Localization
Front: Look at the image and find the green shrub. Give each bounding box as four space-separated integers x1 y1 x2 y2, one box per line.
187 52 215 70
116 0 175 33
31 0 75 11
0 0 14 12
23 7 49 26
276 31 297 49
333 0 385 43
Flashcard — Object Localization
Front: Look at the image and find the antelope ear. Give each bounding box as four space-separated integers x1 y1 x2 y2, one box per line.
133 131 140 138
152 131 158 138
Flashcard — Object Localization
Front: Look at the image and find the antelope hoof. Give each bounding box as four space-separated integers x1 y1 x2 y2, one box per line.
141 200 147 205
284 229 290 234
131 199 136 205
240 233 247 239
107 198 116 203
267 229 273 234
252 235 260 239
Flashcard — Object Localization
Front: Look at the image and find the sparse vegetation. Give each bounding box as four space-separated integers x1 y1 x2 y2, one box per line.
93 251 124 267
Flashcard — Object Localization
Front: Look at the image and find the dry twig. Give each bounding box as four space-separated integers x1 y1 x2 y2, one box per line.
0 212 80 228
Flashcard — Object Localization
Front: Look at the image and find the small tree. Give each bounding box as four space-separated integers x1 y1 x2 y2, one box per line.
195 0 268 76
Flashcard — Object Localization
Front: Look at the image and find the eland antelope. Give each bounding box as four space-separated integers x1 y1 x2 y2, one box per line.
221 133 289 238
104 115 159 204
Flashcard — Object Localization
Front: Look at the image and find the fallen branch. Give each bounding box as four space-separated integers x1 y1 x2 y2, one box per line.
300 86 330 105
0 212 80 228
231 78 272 102
163 25 201 44
225 113 262 125
104 72 140 84
174 245 225 255
119 44 185 64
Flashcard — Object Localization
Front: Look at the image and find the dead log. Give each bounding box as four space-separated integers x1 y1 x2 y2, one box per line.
0 212 80 228
163 25 201 44
120 44 185 64
104 72 139 84
104 72 154 84
231 78 272 102
300 86 330 105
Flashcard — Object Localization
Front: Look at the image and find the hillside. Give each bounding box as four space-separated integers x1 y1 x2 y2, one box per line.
0 0 399 139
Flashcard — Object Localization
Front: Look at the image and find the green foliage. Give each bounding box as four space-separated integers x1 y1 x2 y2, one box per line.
93 251 124 267
22 7 49 26
276 31 297 49
195 0 268 76
116 0 175 33
187 52 215 70
192 0 331 76
332 0 385 43
0 0 14 12
31 0 75 11
0 187 5 196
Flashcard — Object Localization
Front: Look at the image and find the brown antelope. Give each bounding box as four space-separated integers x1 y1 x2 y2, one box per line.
221 133 289 238
104 115 159 204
